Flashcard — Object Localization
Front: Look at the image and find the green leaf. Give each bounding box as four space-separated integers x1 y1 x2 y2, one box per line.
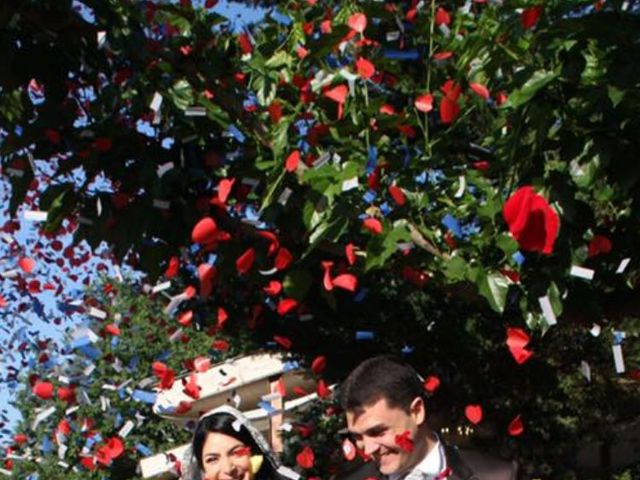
495 233 519 255
265 51 293 69
443 255 468 282
365 220 412 271
169 79 194 111
503 69 559 109
477 271 509 313
283 269 313 301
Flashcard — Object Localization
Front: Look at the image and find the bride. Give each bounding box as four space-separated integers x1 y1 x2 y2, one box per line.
181 405 301 480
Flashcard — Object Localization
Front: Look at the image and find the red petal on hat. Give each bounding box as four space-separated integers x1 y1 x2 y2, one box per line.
469 82 490 100
296 445 315 469
332 274 358 292
33 381 54 400
183 373 201 400
324 84 348 104
440 97 461 124
317 379 331 398
217 307 229 330
192 218 218 244
285 150 301 172
464 404 483 424
363 218 383 235
176 401 193 414
508 415 524 436
274 334 293 349
389 185 406 205
414 93 434 113
311 356 327 374
57 386 76 403
356 57 375 79
274 247 293 270
345 243 356 266
184 285 197 298
347 13 367 33
423 375 441 392
218 178 235 203
521 6 543 29
263 280 283 296
236 248 256 275
18 257 36 274
194 356 211 372
322 261 335 291
277 298 298 316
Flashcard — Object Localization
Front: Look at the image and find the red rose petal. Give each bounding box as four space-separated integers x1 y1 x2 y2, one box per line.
277 298 298 316
296 445 315 469
414 94 434 113
236 248 256 275
192 218 218 244
508 415 524 436
285 150 301 172
465 404 483 424
347 13 367 33
423 375 441 393
356 57 375 79
362 218 383 235
311 356 327 374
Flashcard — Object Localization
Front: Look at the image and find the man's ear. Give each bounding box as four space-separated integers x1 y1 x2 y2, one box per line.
409 397 426 426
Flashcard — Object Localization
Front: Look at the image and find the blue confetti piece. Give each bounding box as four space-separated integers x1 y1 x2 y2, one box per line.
512 251 525 266
228 124 246 143
441 214 463 238
136 443 153 457
132 390 157 404
258 401 276 415
189 243 201 255
613 331 626 345
383 49 420 61
282 360 300 372
414 171 427 185
401 345 415 356
157 350 172 362
380 202 391 216
111 337 119 348
78 344 102 360
363 190 377 204
354 288 368 303
356 331 375 341
366 145 378 173
41 436 53 454
14 125 23 137
271 10 292 25
128 356 140 371
118 388 126 400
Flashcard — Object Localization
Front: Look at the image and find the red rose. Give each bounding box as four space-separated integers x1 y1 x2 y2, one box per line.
503 186 559 255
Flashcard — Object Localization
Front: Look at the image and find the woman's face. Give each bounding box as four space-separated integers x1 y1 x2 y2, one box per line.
201 432 254 480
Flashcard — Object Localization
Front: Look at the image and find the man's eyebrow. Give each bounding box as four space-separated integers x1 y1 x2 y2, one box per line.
352 423 386 435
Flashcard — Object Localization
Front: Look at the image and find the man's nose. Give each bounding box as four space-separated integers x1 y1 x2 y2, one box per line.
362 437 380 456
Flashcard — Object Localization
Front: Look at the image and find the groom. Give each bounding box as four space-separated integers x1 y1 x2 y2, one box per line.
338 356 518 480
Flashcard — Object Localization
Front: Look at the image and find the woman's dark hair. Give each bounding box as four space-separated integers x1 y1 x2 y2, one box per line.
192 412 275 479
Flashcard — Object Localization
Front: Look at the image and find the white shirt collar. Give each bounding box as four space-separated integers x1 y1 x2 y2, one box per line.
389 434 446 480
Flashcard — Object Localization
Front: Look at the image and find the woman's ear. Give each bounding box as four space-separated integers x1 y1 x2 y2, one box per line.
409 397 426 426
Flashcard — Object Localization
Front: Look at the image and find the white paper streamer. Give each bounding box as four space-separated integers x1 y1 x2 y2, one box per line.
570 265 595 281
612 344 625 373
616 258 630 274
538 295 557 325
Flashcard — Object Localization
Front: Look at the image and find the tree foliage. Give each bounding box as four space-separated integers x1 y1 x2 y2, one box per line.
2 0 640 477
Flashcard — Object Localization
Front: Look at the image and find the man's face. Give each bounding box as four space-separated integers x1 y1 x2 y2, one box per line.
346 397 426 476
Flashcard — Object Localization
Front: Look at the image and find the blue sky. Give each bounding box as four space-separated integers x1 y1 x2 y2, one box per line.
0 0 268 441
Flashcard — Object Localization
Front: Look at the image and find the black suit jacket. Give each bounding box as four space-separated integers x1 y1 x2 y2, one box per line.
336 444 518 480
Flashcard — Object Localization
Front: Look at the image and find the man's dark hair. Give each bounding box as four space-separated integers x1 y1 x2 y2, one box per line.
339 355 425 412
